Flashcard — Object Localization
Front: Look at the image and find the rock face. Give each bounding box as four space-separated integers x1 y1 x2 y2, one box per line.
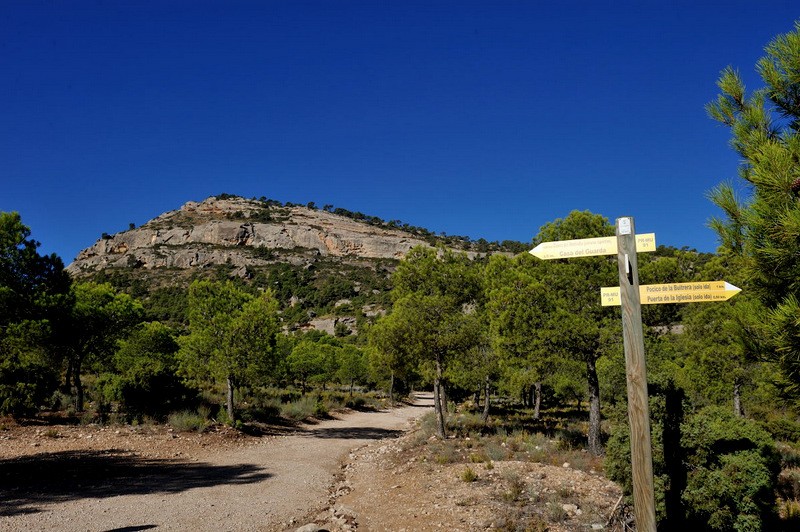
67 197 430 275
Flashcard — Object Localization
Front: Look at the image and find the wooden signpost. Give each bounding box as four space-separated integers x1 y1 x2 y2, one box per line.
614 217 657 532
529 217 742 531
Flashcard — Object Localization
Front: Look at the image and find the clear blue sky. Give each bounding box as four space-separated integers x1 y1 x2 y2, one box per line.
2 1 798 264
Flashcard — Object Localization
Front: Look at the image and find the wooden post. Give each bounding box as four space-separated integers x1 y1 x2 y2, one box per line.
616 217 657 532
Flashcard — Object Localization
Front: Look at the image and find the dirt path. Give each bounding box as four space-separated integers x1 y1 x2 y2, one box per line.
0 395 433 531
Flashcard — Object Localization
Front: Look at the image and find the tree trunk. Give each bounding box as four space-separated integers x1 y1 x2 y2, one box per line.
73 361 84 412
434 361 446 439
388 371 394 405
439 380 447 415
226 375 236 424
473 389 481 410
587 358 602 455
533 381 542 420
481 375 491 423
733 378 743 417
663 383 687 527
64 359 73 392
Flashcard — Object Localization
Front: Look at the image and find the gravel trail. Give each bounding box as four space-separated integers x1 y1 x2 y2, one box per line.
0 395 432 532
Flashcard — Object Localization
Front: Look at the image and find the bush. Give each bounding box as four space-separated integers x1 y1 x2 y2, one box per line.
447 412 487 436
239 396 281 422
103 322 197 421
763 415 800 444
280 396 318 421
0 323 60 417
778 442 800 469
345 396 366 409
461 466 478 482
607 403 779 531
168 410 208 432
0 365 58 417
681 406 779 531
99 371 197 422
417 411 439 439
314 397 329 417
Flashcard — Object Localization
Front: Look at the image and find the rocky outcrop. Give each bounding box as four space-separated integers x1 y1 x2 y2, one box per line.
67 196 431 275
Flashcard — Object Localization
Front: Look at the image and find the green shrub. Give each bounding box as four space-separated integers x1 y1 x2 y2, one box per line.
763 415 800 444
314 397 329 417
102 322 197 421
433 443 458 464
501 473 525 503
168 410 208 432
49 390 73 411
461 466 478 482
417 411 439 439
781 499 800 521
345 396 366 409
681 407 779 531
607 402 779 531
485 441 509 461
547 501 568 522
0 330 59 417
469 452 487 463
447 412 486 436
280 396 318 421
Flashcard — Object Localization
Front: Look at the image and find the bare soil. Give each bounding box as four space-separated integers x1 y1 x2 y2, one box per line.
0 394 622 531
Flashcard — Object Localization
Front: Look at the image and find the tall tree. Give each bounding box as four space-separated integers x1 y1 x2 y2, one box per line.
228 289 282 390
105 321 194 420
286 339 325 395
706 21 800 397
678 252 767 416
336 344 367 396
68 282 143 411
380 246 483 438
367 319 408 403
531 211 619 455
485 253 553 419
0 212 72 416
179 281 280 422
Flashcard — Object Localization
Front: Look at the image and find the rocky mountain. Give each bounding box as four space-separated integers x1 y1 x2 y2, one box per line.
67 195 517 335
67 195 526 335
68 196 434 277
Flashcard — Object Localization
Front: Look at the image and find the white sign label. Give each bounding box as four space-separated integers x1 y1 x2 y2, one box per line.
618 218 632 235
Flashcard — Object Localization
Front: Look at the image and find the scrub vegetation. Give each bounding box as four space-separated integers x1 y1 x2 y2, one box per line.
4 22 800 531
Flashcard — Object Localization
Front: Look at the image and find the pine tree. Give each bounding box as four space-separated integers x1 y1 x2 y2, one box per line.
707 21 800 396
530 211 619 455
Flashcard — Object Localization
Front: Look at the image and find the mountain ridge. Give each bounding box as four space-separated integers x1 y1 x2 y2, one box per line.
67 196 438 276
65 195 525 334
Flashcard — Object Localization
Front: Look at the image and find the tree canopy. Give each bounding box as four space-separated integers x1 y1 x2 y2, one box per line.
707 21 800 397
0 212 72 415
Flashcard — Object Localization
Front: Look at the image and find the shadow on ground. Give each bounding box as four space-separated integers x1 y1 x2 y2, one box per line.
0 449 271 517
302 426 404 440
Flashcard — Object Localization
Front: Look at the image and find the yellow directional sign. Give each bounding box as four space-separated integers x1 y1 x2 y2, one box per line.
529 233 656 260
601 281 741 306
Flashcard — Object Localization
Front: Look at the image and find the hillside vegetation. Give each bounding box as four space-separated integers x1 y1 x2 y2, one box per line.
5 22 800 530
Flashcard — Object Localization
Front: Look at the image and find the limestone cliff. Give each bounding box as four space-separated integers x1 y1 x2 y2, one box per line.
67 196 431 276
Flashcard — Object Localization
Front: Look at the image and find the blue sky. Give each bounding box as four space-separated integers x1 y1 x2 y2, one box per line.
2 1 798 263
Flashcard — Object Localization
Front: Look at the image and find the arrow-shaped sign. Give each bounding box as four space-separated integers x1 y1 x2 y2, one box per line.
601 281 741 306
529 233 656 260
